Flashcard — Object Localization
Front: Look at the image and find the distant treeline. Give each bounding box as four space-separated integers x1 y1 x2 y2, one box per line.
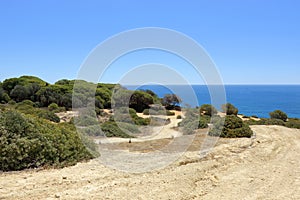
0 76 182 113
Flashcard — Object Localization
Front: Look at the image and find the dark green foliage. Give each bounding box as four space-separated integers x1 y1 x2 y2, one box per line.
166 110 175 116
209 115 253 138
245 118 285 126
176 115 182 119
143 109 150 115
222 103 239 116
269 110 288 122
0 110 93 171
285 118 300 129
95 87 112 108
48 103 59 111
245 117 300 129
14 100 60 123
100 122 135 138
0 87 10 103
198 117 209 129
200 104 218 116
162 94 182 110
3 76 45 102
129 91 154 112
37 110 60 123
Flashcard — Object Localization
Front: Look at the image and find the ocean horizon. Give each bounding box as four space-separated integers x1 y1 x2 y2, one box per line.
125 84 300 119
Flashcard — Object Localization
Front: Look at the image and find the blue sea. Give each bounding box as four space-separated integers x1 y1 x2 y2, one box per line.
125 85 300 119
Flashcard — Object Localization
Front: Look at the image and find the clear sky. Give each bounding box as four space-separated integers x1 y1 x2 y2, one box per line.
0 0 299 84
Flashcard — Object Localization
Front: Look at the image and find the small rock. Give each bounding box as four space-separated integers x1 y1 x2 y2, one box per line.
55 194 60 198
62 176 67 180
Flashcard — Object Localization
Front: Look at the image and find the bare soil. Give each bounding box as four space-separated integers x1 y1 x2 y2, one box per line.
1 125 300 200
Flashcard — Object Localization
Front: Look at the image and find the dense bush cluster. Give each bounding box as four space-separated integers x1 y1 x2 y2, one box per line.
269 110 288 122
209 115 253 138
222 103 239 116
0 110 94 171
200 104 218 116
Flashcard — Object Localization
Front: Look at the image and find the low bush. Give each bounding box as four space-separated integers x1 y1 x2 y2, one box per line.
178 108 208 134
176 115 182 119
209 115 253 138
245 118 285 126
200 104 218 116
142 108 175 116
285 118 300 129
48 103 59 111
143 109 149 115
269 110 288 122
100 122 136 138
113 107 150 126
15 101 60 123
37 110 60 123
222 103 238 116
0 110 93 171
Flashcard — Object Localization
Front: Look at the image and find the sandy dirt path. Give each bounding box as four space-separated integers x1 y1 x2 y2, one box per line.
97 110 183 144
1 125 300 200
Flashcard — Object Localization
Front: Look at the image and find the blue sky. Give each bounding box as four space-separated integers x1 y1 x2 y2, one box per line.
0 0 299 84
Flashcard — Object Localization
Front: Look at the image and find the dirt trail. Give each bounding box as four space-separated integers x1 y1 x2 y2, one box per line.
98 110 183 144
1 125 300 200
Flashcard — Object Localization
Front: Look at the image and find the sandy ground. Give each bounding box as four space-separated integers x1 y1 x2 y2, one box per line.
96 110 183 144
1 125 300 200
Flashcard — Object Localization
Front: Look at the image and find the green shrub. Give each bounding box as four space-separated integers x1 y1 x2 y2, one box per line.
285 118 300 129
166 110 175 116
100 122 135 138
74 115 98 126
114 107 150 126
222 103 238 116
37 110 60 123
245 118 285 126
15 101 60 123
8 100 16 105
269 110 288 122
262 118 285 126
179 108 208 134
48 103 59 111
0 110 93 171
176 115 182 119
198 117 209 129
143 109 150 115
200 104 218 116
209 115 253 138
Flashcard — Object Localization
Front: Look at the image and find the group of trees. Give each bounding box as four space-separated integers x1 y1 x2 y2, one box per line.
0 76 119 111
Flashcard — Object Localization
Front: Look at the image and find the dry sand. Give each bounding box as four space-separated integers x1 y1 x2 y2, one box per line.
1 125 300 199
